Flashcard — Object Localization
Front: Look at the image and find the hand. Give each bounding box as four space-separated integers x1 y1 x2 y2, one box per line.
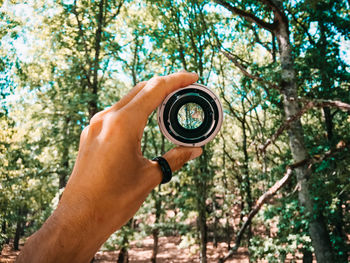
16 72 203 263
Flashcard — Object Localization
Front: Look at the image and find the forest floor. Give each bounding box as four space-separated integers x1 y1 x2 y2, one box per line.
1 235 314 263
0 236 248 263
94 236 248 263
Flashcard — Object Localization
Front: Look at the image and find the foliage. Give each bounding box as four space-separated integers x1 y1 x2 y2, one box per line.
0 0 349 261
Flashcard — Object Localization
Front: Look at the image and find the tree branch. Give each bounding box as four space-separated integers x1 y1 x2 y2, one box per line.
220 48 280 91
212 26 280 92
257 0 287 25
220 87 244 123
260 99 350 153
214 0 275 32
219 141 350 262
309 98 350 112
249 24 272 53
104 0 124 26
259 101 313 153
219 164 295 262
287 8 316 46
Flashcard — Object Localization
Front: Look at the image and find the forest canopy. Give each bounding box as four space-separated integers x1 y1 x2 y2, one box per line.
1 0 349 262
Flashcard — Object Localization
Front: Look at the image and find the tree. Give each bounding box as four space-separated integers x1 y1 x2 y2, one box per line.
214 0 349 261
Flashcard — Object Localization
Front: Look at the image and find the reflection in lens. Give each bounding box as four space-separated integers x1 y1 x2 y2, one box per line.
177 103 204 129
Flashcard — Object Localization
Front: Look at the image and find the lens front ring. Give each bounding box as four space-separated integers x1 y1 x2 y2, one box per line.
157 83 223 147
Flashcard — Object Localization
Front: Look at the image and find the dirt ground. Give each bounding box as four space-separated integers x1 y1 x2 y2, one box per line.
94 236 248 263
1 235 317 263
1 236 248 263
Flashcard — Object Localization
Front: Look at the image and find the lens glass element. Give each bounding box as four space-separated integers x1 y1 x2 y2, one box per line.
177 103 205 129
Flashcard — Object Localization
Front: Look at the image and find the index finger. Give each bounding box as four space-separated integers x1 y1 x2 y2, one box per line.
124 72 199 121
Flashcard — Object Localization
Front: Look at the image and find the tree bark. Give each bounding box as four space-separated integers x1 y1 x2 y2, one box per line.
117 219 132 263
220 133 232 251
88 0 105 120
212 197 218 248
241 112 252 248
273 1 334 261
14 206 28 251
14 220 22 251
59 117 71 190
215 0 335 261
198 206 208 263
323 107 333 141
150 133 164 263
1 220 9 245
302 250 313 263
196 148 209 263
117 246 129 263
151 185 161 263
151 228 159 263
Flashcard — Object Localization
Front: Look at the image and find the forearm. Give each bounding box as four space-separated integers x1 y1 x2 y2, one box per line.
16 197 108 263
16 168 160 263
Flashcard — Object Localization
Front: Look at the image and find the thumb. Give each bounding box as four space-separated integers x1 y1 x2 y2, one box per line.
163 146 203 172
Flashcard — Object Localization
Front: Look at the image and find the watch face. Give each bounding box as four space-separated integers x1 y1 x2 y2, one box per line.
157 83 223 147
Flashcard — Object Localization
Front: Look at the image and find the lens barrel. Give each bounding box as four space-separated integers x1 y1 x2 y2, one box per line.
157 83 223 147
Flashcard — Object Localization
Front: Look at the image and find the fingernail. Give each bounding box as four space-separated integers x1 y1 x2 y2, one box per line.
179 69 188 73
189 147 203 160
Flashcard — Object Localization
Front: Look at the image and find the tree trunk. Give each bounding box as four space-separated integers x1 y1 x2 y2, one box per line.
196 148 209 263
88 0 104 120
212 198 218 248
302 250 313 263
215 0 336 261
14 207 27 251
241 114 252 249
151 186 161 263
59 116 71 190
150 136 165 263
151 228 159 263
1 220 9 250
1 220 5 236
59 154 69 190
2 220 9 244
221 137 231 250
318 21 348 262
225 213 231 251
198 207 207 263
274 2 334 261
117 247 129 263
117 219 132 263
323 107 333 142
14 217 24 251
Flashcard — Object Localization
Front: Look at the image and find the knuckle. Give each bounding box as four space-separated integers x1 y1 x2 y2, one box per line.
149 76 166 88
80 125 90 139
90 108 108 125
89 113 101 125
89 116 103 132
88 111 109 137
135 80 147 88
111 110 127 125
104 111 128 132
81 125 89 135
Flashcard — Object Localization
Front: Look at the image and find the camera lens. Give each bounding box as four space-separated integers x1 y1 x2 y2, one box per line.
157 83 223 147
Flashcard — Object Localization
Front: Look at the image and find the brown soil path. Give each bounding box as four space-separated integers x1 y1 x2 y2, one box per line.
95 236 248 263
1 235 317 262
1 236 248 263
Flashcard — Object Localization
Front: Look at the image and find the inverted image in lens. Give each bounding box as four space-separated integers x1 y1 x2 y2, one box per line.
177 103 204 129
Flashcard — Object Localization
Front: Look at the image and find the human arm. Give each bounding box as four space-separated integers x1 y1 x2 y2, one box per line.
16 72 202 263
